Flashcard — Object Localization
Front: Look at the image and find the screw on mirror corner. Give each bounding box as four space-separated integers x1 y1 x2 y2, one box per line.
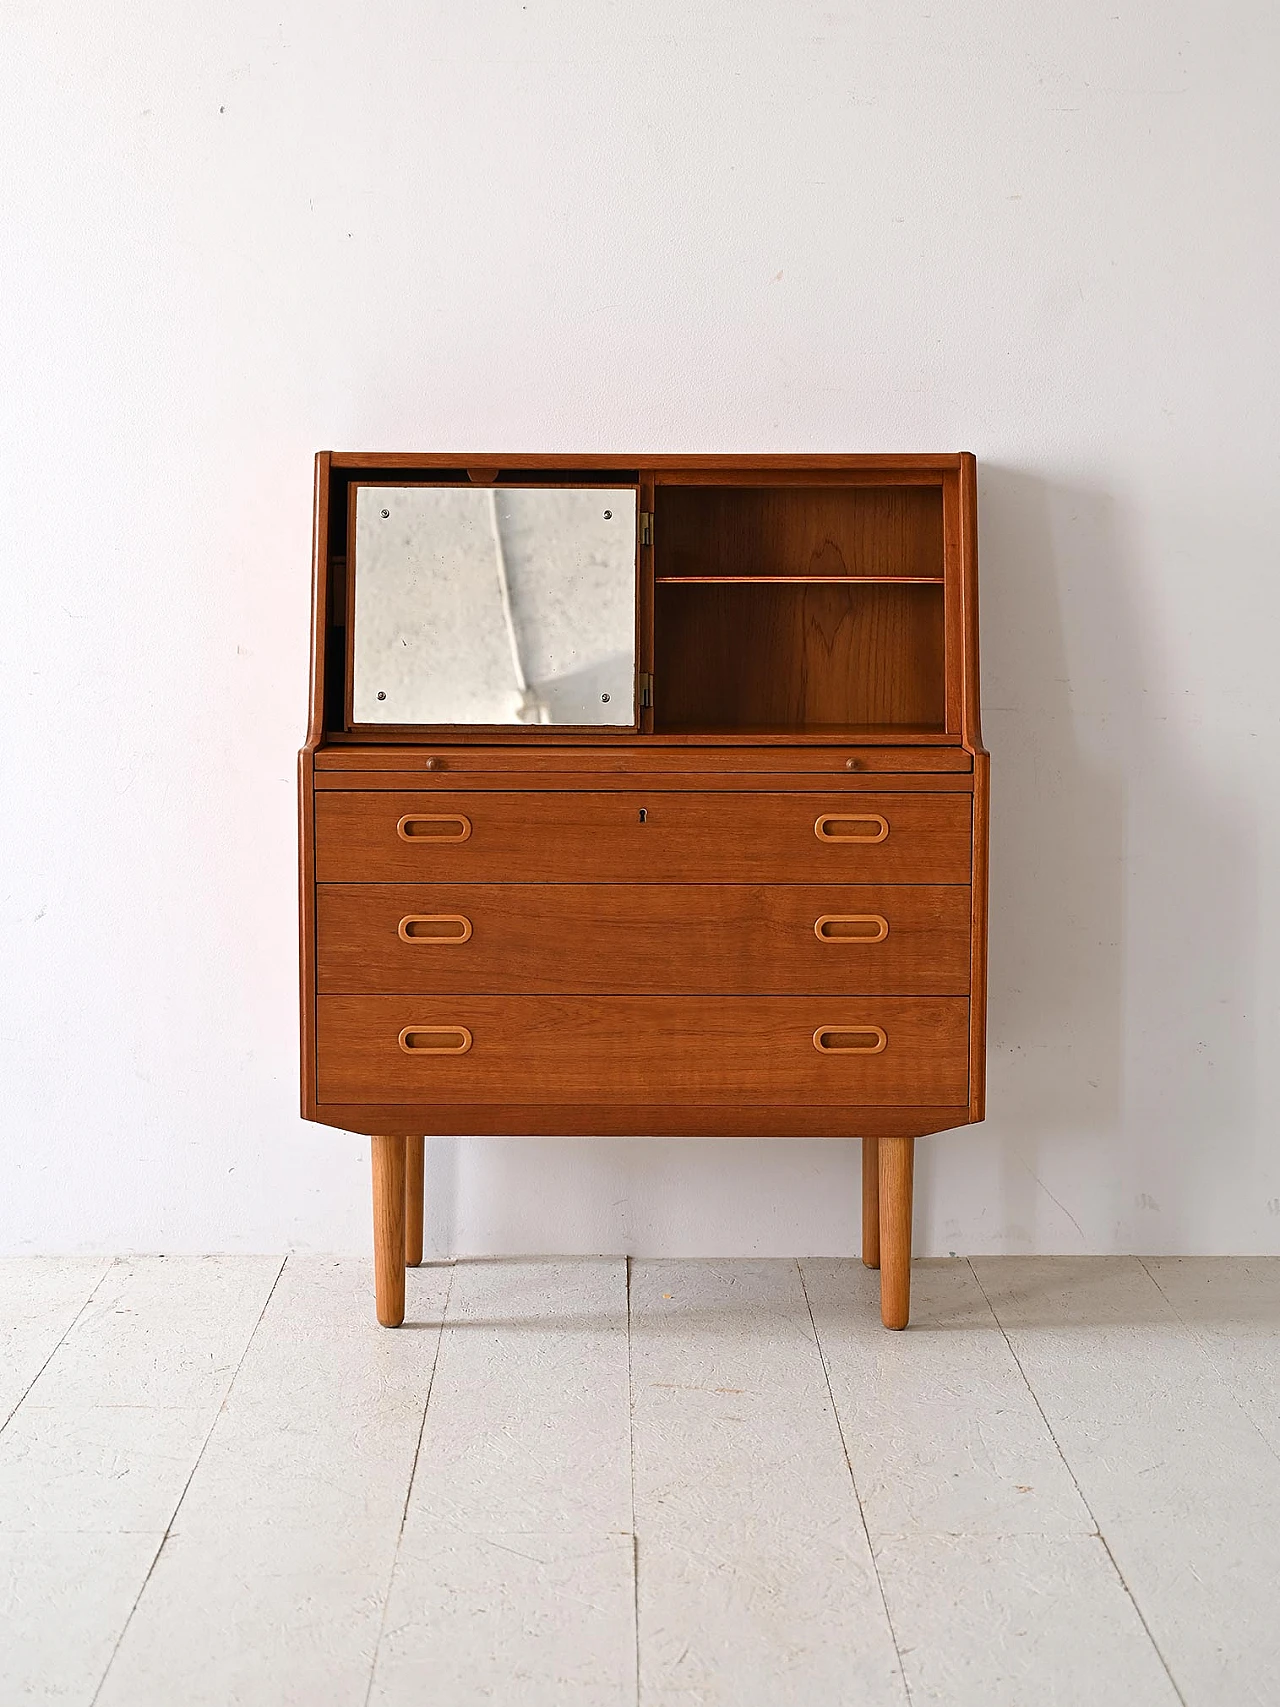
601 693 610 703
603 510 612 519
377 691 386 701
380 509 390 518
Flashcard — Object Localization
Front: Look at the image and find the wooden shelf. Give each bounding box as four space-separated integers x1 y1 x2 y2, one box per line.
653 724 954 741
655 575 945 585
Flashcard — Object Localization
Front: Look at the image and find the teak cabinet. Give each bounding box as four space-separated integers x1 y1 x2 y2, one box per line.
299 453 989 1330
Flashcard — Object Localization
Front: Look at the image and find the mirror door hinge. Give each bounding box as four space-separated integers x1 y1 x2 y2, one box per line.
639 673 653 709
640 512 653 547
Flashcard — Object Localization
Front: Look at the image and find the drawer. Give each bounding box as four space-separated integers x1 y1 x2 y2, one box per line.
316 995 970 1106
316 883 972 996
313 791 972 884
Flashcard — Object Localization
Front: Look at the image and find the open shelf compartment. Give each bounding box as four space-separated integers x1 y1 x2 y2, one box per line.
651 483 949 737
653 579 946 734
656 483 944 581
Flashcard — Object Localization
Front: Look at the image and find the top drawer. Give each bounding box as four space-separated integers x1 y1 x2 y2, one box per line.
313 791 972 884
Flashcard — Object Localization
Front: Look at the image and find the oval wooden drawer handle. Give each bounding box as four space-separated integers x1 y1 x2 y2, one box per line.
398 914 473 944
396 814 472 843
813 1025 887 1054
814 913 889 944
814 813 889 843
398 1026 473 1055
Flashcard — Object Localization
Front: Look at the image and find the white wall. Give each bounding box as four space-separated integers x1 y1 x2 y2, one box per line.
3 2 1278 1258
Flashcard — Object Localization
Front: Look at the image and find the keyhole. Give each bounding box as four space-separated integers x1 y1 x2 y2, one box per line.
638 808 647 823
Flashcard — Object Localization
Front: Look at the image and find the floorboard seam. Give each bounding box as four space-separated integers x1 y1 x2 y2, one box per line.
966 1259 1189 1707
626 1255 641 1707
362 1258 456 1707
796 1259 913 1706
87 1252 289 1707
1137 1255 1280 1474
0 1257 113 1436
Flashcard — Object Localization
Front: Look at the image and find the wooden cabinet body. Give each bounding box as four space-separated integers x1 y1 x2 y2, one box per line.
300 454 989 1327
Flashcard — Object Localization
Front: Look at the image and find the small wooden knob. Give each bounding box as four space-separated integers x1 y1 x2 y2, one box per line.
845 757 862 771
424 757 441 770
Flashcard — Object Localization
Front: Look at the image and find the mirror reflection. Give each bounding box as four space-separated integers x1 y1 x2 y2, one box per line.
351 486 638 726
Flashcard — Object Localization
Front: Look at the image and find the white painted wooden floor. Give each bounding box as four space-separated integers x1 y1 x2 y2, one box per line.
2 1256 1277 1706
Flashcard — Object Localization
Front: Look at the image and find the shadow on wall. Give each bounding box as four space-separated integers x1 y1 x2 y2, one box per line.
417 467 1259 1258
967 465 1256 1254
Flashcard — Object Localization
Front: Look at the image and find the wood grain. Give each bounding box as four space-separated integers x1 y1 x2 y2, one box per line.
862 1137 881 1270
318 995 970 1107
404 1136 424 1268
299 451 991 1245
315 882 972 997
970 750 990 1122
329 452 964 471
654 582 945 732
942 467 963 735
312 745 974 773
370 1136 406 1327
879 1135 915 1329
657 482 944 580
959 451 984 752
298 752 317 1127
315 770 973 794
306 452 331 748
314 790 972 885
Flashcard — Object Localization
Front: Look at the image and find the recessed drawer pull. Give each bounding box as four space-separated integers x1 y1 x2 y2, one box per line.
398 1025 473 1055
814 813 889 843
396 814 472 843
813 1025 887 1054
814 913 890 944
398 914 473 944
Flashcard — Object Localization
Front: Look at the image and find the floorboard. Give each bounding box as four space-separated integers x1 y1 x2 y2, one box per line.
876 1533 1183 1706
0 1257 110 1430
96 1255 450 1707
1143 1256 1280 1457
630 1258 906 1707
2 1255 1277 1706
801 1257 1090 1537
974 1255 1280 1707
369 1258 634 1707
0 1256 281 1707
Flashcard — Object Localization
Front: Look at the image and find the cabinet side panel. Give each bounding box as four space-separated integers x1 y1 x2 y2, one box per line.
306 452 331 747
299 752 318 1119
942 470 963 734
969 749 990 1120
959 452 983 750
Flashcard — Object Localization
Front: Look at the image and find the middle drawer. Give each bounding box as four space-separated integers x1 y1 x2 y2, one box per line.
316 883 972 996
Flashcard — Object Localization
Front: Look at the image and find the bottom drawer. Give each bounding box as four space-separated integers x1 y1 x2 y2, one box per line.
316 995 970 1107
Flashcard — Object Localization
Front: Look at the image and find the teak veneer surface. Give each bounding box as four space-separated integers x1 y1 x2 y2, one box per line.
314 791 973 886
310 1103 974 1139
313 745 974 773
317 995 971 1107
315 883 973 997
313 771 975 794
654 582 946 733
657 483 945 582
301 450 989 1331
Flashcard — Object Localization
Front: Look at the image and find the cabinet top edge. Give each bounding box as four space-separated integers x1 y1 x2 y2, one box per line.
325 452 970 471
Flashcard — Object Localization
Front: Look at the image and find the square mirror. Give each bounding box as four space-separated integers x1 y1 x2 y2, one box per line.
350 485 638 726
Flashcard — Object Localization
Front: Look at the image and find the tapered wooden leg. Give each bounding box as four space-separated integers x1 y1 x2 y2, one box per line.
404 1136 425 1268
861 1137 881 1269
879 1135 914 1330
371 1136 406 1327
